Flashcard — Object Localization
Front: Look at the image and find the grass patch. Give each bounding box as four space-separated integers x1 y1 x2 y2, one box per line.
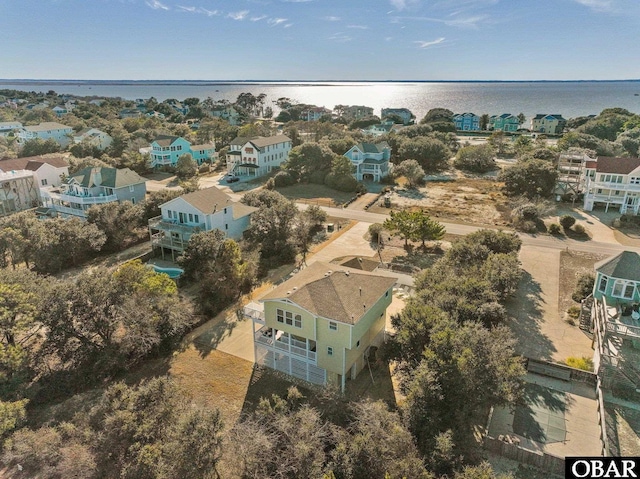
566 356 594 371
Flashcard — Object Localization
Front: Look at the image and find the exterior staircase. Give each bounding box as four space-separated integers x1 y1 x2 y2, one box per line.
579 294 594 332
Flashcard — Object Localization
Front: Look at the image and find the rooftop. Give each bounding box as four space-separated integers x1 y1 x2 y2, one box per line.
262 261 396 324
595 251 640 282
23 122 71 132
595 156 640 175
67 166 146 189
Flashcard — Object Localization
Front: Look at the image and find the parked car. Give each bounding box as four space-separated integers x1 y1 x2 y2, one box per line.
226 175 240 183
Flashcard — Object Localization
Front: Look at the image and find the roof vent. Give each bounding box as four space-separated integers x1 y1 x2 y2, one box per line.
327 270 332 274
286 291 291 295
292 287 297 291
345 271 350 276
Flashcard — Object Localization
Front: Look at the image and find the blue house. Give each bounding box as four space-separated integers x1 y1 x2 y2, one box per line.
150 135 215 168
453 112 480 131
590 251 640 395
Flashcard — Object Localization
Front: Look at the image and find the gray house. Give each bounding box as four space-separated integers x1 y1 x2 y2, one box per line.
41 166 147 218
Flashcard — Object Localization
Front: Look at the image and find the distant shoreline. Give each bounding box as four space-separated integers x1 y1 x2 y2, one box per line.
1 79 640 87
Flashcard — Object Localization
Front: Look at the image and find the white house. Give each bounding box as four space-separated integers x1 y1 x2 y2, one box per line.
381 107 414 125
343 142 391 182
226 134 292 177
0 155 69 188
73 128 113 151
0 121 23 137
17 122 73 148
148 186 257 260
300 106 332 122
583 156 640 214
210 106 242 126
40 166 147 219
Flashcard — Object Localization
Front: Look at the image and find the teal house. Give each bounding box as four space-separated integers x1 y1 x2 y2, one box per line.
593 251 640 304
150 135 215 168
590 251 640 396
489 113 520 132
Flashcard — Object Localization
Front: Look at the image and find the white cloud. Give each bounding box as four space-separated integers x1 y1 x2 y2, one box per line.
251 15 268 21
146 0 169 10
572 0 613 11
284 23 293 28
414 37 445 48
228 10 249 20
177 5 196 12
391 14 488 28
328 33 352 42
200 8 220 16
268 17 288 26
389 0 420 11
282 0 313 2
323 16 341 21
385 36 393 41
347 24 369 29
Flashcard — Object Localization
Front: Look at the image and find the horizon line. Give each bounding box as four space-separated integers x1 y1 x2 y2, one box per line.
1 78 640 84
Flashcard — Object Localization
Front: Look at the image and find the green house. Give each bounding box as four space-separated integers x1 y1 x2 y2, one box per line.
593 251 640 305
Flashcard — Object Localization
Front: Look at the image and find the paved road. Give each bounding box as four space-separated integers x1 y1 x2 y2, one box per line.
311 205 638 256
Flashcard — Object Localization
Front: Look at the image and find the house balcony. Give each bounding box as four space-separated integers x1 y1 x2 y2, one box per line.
595 297 640 342
42 190 118 205
254 327 317 363
586 193 625 204
589 182 640 191
148 216 205 234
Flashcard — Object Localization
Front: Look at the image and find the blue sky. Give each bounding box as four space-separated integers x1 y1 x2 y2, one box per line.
2 0 640 80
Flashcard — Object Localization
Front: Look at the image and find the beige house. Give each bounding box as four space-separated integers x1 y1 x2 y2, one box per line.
246 262 395 391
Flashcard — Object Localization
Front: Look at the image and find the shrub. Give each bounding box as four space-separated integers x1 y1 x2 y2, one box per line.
308 170 328 185
368 223 384 243
325 173 358 192
567 305 581 319
559 214 576 230
273 170 295 187
548 223 562 235
572 273 595 302
573 224 586 235
264 177 275 190
453 144 496 173
356 182 368 195
519 220 538 233
566 356 594 371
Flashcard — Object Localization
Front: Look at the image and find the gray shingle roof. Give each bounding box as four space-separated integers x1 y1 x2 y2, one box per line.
24 122 71 132
595 251 640 282
175 186 256 217
262 261 395 325
0 155 69 172
153 135 181 147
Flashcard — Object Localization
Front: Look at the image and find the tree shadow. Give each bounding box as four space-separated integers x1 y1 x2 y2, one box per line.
505 271 557 361
188 307 243 359
396 188 426 200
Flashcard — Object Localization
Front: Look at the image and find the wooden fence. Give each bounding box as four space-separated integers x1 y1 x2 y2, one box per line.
483 435 565 476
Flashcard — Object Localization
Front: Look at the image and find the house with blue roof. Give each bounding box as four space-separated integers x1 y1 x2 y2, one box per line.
453 112 480 131
150 135 215 168
343 142 391 182
489 113 520 132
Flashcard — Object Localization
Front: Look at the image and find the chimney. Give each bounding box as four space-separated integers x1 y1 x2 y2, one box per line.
91 167 102 186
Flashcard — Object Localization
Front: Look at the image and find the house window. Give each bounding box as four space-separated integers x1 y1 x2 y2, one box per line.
224 208 227 214
631 177 640 185
194 214 199 223
385 291 389 297
277 309 284 323
246 147 254 154
188 213 193 222
356 340 360 347
294 314 302 328
612 280 635 299
327 347 333 356
129 185 134 192
41 179 48 186
285 311 293 326
225 224 228 230
167 210 173 219
329 321 337 331
598 275 608 293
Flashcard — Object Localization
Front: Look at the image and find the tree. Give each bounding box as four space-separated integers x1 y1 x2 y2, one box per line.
488 130 507 155
332 401 433 479
420 108 454 124
178 229 226 281
454 144 496 173
285 142 335 178
175 153 197 180
480 114 490 131
383 210 415 246
394 159 425 188
499 159 559 198
245 198 300 263
18 138 61 157
463 229 522 254
402 320 525 461
411 212 445 246
398 137 451 172
86 201 144 252
480 253 523 300
324 155 357 192
517 113 526 126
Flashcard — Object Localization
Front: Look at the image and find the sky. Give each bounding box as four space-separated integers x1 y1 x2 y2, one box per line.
1 0 640 81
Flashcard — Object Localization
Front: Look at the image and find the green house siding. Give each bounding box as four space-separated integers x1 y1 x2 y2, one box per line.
593 271 640 304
